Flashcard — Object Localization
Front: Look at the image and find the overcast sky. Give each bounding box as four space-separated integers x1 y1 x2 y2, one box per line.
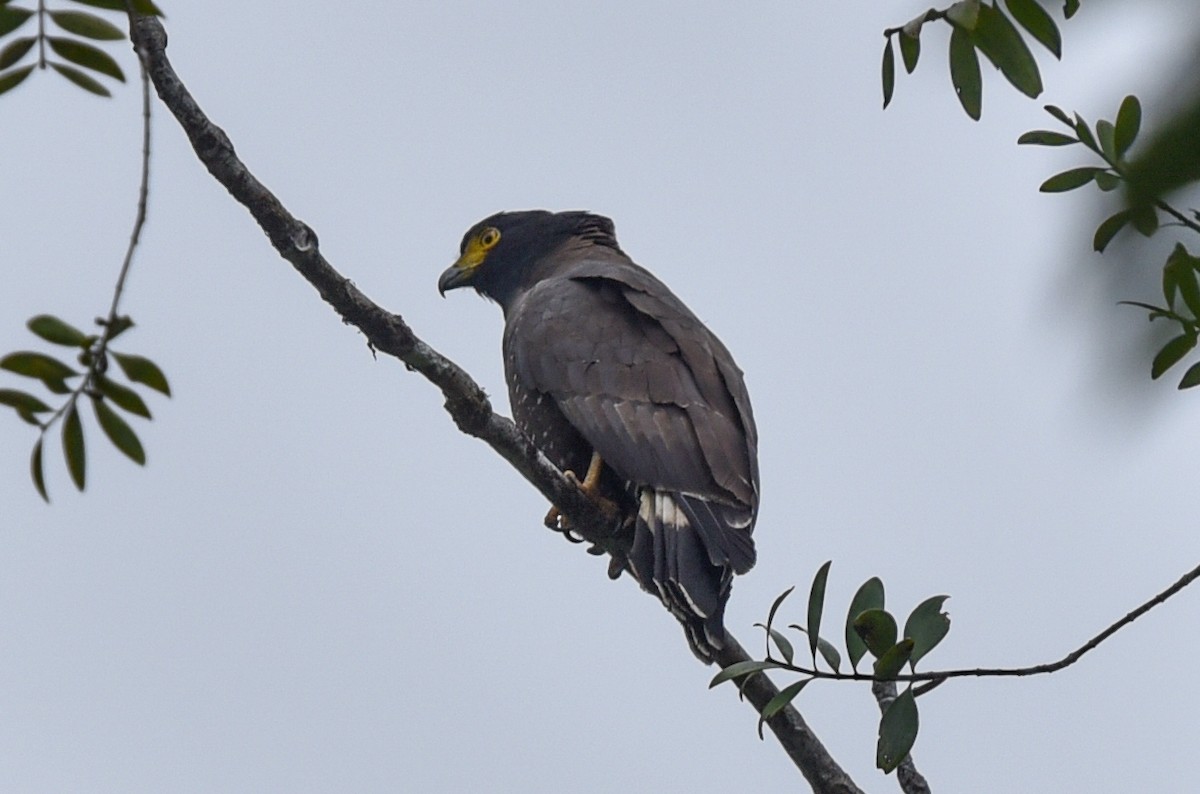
3 2 1199 791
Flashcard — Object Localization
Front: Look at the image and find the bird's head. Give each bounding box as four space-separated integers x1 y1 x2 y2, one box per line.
438 210 619 307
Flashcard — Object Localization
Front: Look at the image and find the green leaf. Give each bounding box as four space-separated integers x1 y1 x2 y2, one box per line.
93 397 145 465
1063 0 1079 19
1114 95 1141 158
0 63 34 96
806 560 832 662
1039 167 1102 193
1151 334 1196 380
0 36 36 70
0 351 78 384
789 626 842 672
1017 130 1076 146
0 388 52 414
1093 209 1131 252
67 0 164 15
1178 362 1200 390
755 625 795 665
1044 104 1072 126
1095 120 1117 163
757 679 811 739
49 10 125 40
96 374 151 418
1073 113 1099 153
1131 203 1159 237
873 639 915 679
105 315 135 340
971 3 1042 99
113 352 171 396
881 38 895 109
1005 0 1061 58
846 577 885 672
877 687 919 774
709 659 783 688
27 314 89 347
903 595 951 667
62 402 86 491
946 0 981 30
766 585 794 633
1165 244 1200 319
0 5 33 37
899 28 920 74
47 37 124 81
948 26 981 121
50 62 110 97
853 608 898 659
1093 171 1121 192
31 437 48 502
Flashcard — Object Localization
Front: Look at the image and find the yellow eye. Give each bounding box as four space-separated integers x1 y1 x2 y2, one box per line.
478 227 501 250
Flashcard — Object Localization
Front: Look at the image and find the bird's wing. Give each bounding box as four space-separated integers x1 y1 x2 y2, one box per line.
504 259 757 573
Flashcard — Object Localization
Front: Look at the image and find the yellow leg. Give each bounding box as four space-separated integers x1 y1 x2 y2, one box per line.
544 451 615 530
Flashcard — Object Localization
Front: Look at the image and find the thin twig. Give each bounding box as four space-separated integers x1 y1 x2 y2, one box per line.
773 559 1200 686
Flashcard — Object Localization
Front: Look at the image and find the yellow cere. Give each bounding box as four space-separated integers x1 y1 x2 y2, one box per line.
455 226 502 274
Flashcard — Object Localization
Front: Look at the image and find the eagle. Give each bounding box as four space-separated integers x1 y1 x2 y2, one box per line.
438 210 758 662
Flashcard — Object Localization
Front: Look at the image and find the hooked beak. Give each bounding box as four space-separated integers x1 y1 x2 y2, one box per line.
437 252 482 296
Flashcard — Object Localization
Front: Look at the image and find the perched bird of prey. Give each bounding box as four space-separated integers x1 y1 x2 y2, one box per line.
438 210 758 662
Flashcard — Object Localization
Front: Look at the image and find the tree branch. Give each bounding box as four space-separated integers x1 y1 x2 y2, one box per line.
126 14 859 792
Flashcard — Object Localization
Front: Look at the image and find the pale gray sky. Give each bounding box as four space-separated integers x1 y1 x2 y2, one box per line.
3 2 1199 791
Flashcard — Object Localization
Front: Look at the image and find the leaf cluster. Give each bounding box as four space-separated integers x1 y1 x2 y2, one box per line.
0 313 169 500
710 562 951 775
883 0 1078 120
0 0 162 97
1020 95 1200 389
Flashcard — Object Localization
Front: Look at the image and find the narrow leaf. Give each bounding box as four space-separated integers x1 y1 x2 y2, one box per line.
948 26 981 121
93 397 145 465
882 38 896 109
899 29 920 74
1094 171 1121 192
1093 209 1131 252
1114 95 1141 157
113 352 171 396
1151 334 1196 380
971 3 1043 99
1073 113 1099 153
815 635 841 673
766 586 794 633
1063 0 1080 19
903 595 951 667
62 402 86 491
1178 362 1200 390
846 577 885 672
1039 167 1101 193
28 314 89 347
1131 203 1159 237
0 351 78 383
877 687 919 774
0 388 52 414
1005 0 1061 58
873 639 915 680
757 679 811 739
96 374 151 418
0 5 33 37
1017 130 1076 146
0 63 34 96
0 36 36 70
1095 120 1118 163
853 608 898 659
47 37 124 81
765 627 795 665
50 62 110 97
49 10 125 40
1165 244 1200 318
31 437 48 502
709 660 783 688
1044 104 1073 126
806 560 832 661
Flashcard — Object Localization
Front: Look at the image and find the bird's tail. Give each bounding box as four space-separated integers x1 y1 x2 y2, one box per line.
627 489 734 663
